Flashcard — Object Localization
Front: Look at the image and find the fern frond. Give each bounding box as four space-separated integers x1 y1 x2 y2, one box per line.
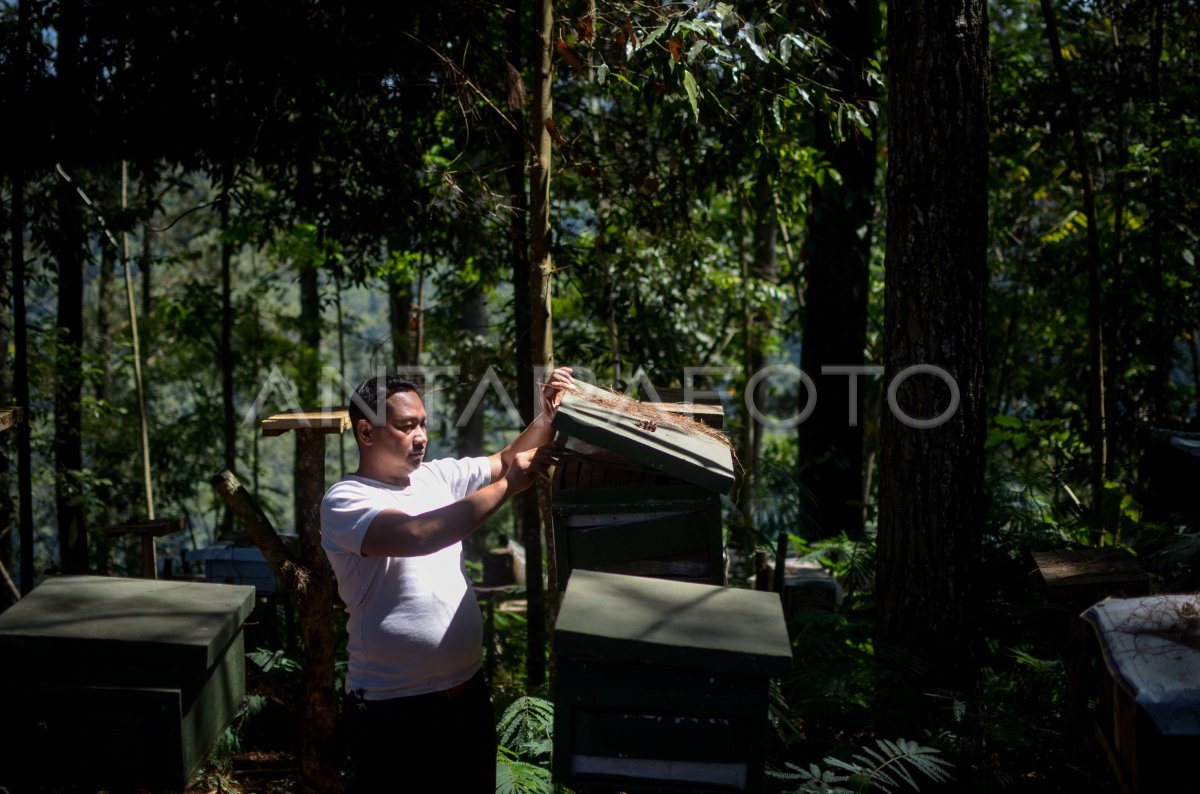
816 738 953 793
497 695 555 756
496 744 553 794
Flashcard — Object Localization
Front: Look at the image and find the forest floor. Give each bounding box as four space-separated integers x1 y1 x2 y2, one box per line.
188 751 300 794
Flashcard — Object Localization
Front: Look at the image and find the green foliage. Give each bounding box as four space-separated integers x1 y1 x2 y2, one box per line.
496 745 554 794
495 695 562 794
247 648 302 676
798 532 876 597
771 738 953 794
210 694 269 760
497 696 554 762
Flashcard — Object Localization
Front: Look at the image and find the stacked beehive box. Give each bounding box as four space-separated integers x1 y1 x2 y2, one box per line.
0 575 255 791
550 383 792 793
550 381 734 587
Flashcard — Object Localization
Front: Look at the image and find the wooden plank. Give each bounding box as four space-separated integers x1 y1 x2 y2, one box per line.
570 755 749 790
101 518 186 538
571 709 749 762
552 483 718 511
565 516 714 569
0 406 24 433
1031 548 1148 596
260 409 351 437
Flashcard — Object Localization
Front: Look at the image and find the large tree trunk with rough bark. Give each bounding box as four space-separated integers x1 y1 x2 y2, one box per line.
875 0 989 695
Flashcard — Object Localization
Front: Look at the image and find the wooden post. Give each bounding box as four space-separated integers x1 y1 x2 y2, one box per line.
259 408 348 794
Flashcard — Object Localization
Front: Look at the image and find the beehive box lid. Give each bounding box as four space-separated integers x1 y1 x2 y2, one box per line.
0 575 255 671
554 570 791 678
1083 595 1200 736
552 383 735 494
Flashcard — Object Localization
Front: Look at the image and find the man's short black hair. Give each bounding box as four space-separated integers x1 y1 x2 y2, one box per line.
348 375 420 432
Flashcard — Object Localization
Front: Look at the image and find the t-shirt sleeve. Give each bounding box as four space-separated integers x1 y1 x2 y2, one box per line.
425 456 493 502
321 480 381 557
454 456 493 500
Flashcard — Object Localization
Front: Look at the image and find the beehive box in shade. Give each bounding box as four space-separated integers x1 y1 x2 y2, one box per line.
1081 595 1200 792
0 575 255 792
551 383 734 588
553 570 792 793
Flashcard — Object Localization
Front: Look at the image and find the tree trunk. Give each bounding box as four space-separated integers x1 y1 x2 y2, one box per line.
11 0 33 595
521 0 557 686
220 191 236 474
0 176 12 610
799 0 880 540
141 166 156 321
123 161 153 520
54 181 87 574
388 264 415 370
876 0 989 696
457 285 488 460
54 0 88 574
1039 0 1107 521
1149 0 1167 423
212 468 339 794
735 178 778 543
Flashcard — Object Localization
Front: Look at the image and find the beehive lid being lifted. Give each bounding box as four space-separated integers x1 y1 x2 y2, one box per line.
552 382 735 494
555 570 792 678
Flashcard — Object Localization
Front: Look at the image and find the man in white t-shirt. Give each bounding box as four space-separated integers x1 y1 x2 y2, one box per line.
321 367 573 792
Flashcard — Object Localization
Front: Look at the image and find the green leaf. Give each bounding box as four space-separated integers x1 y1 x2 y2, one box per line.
1183 249 1195 266
743 24 770 63
639 25 667 52
994 414 1022 428
683 70 701 122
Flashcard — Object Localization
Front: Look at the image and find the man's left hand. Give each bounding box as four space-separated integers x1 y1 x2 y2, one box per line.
541 366 575 419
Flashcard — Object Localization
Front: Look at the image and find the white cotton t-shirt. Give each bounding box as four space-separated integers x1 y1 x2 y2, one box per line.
320 457 492 700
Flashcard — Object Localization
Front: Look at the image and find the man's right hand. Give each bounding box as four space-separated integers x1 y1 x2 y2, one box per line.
504 446 560 494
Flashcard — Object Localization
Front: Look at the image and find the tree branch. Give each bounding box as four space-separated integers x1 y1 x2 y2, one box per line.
210 469 311 596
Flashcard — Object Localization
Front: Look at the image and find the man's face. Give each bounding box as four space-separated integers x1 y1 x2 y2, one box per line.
358 390 428 483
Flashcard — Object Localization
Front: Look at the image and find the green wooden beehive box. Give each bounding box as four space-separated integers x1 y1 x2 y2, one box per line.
551 383 734 588
0 575 255 792
553 570 792 792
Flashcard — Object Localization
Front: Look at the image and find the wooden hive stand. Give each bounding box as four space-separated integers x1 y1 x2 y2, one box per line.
1032 547 1150 790
101 517 185 580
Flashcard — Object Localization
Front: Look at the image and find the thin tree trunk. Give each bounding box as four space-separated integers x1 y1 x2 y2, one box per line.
1107 24 1127 491
12 0 33 595
799 0 880 540
123 161 154 520
1039 0 1107 523
876 0 989 697
1149 0 1167 422
301 262 320 400
96 238 116 402
505 1 546 686
388 263 415 370
527 0 557 685
0 172 12 610
457 286 488 460
54 0 88 574
220 187 236 473
141 165 157 321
